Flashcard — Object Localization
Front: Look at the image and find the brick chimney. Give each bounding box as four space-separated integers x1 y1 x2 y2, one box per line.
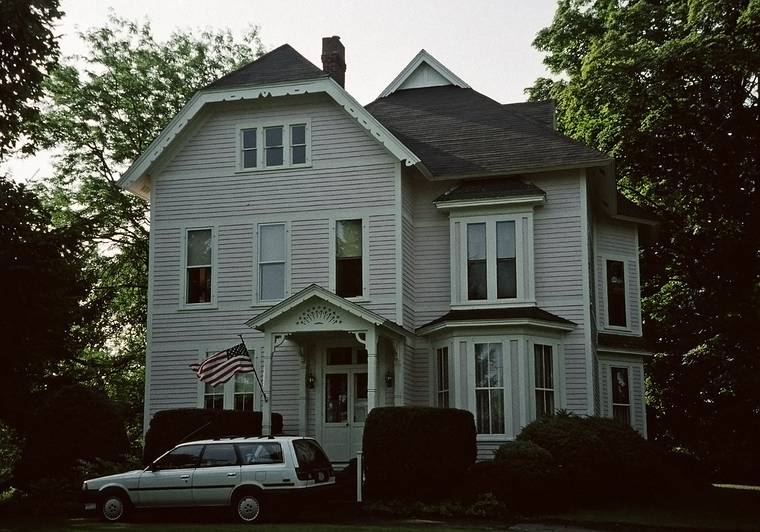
321 36 346 87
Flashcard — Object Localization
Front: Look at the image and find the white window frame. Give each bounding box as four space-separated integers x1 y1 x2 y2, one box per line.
450 210 535 307
465 336 512 440
527 339 562 421
254 222 290 304
609 365 633 427
180 226 218 310
435 344 451 408
601 255 631 331
196 348 258 411
328 216 369 301
236 118 311 172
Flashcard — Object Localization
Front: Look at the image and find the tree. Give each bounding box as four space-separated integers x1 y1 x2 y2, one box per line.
32 16 264 444
0 177 93 426
529 0 760 479
0 0 62 157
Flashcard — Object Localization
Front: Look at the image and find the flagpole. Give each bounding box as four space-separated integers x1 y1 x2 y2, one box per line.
239 334 268 403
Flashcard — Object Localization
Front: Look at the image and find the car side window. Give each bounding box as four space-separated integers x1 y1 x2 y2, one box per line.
236 442 283 465
199 444 238 467
154 444 204 470
293 439 330 469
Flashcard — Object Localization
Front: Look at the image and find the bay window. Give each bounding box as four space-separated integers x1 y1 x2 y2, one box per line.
534 344 555 417
474 342 505 434
436 346 450 408
611 366 631 424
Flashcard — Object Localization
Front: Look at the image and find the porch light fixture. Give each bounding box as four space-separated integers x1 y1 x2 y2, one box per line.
384 371 394 388
306 373 316 389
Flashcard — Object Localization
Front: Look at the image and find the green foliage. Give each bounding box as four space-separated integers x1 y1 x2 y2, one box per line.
0 423 22 490
143 409 283 464
0 177 93 426
362 407 477 501
30 16 264 450
490 441 556 510
529 0 760 481
0 0 62 157
13 384 129 488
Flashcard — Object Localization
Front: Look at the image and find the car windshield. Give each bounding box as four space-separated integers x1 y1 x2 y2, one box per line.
292 439 330 470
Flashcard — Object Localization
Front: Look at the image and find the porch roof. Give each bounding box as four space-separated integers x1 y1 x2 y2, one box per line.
245 284 406 337
416 307 576 335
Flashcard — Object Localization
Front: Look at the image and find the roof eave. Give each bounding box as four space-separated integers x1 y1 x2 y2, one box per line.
426 158 614 181
434 194 546 210
417 317 575 336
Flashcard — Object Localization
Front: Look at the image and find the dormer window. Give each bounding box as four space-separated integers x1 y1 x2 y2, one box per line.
237 119 311 171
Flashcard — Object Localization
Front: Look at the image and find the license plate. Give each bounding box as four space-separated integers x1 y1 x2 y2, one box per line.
84 503 96 511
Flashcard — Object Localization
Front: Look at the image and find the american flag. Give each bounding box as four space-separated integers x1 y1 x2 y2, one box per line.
190 343 254 387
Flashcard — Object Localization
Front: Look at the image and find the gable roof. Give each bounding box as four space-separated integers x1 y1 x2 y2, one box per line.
366 86 611 178
205 44 328 89
501 101 556 130
379 50 470 98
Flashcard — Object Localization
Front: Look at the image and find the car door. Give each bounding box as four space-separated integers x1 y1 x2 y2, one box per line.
136 444 204 507
192 443 241 506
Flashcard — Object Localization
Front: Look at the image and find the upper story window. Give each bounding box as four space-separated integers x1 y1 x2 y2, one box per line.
335 219 364 298
258 223 287 302
453 213 533 305
238 119 311 171
185 228 214 305
605 259 627 327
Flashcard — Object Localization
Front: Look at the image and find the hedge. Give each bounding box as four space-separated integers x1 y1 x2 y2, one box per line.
143 409 283 464
362 407 476 500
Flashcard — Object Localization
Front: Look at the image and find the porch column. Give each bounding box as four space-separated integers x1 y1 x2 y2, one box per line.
297 344 307 436
366 326 378 413
262 333 273 436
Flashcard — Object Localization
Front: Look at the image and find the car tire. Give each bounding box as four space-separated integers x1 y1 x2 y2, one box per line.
98 491 129 522
233 491 264 523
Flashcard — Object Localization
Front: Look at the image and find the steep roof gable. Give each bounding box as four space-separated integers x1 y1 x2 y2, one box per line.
205 44 327 89
378 50 470 98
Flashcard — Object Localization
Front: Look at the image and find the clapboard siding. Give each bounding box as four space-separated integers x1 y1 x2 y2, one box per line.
401 173 416 331
291 219 330 292
594 218 642 335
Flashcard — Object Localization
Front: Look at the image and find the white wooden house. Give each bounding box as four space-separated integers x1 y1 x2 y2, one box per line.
119 37 656 462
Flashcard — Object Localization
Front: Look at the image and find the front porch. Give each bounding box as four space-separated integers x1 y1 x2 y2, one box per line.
246 284 407 462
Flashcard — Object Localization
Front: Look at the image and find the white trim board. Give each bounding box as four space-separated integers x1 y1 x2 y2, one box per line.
378 50 470 99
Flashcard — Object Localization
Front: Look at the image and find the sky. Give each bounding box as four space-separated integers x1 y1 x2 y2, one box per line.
4 0 559 181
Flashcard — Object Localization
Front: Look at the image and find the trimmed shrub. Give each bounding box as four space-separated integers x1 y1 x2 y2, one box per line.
362 407 476 501
491 440 556 510
142 408 283 464
13 384 129 488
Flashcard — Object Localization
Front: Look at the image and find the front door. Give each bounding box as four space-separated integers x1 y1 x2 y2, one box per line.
321 346 368 462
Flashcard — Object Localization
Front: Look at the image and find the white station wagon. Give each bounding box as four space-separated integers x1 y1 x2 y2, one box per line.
82 436 335 523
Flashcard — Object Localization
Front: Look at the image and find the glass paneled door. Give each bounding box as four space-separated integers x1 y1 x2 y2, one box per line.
321 346 368 462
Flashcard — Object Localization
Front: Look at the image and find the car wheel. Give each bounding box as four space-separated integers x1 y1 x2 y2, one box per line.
99 491 129 522
233 491 264 523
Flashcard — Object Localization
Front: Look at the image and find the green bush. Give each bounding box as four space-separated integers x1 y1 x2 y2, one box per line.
516 412 666 503
491 440 556 510
143 409 283 464
362 407 476 501
13 385 129 488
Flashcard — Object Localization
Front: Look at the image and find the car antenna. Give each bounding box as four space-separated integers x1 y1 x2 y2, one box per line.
177 420 214 445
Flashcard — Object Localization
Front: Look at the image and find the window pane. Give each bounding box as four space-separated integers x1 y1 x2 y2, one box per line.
475 343 490 388
260 224 285 262
325 374 348 423
467 260 487 300
611 367 629 404
187 229 212 266
265 126 282 147
204 393 224 410
336 220 362 258
336 258 362 297
467 223 486 260
534 345 544 387
242 128 256 149
200 444 237 467
490 389 505 434
292 145 306 164
235 372 255 393
607 260 627 326
266 147 283 166
489 343 503 386
613 405 631 424
238 442 283 465
475 389 489 433
243 149 257 168
497 258 516 298
187 266 211 303
234 394 254 411
260 263 285 300
291 124 306 145
496 221 515 258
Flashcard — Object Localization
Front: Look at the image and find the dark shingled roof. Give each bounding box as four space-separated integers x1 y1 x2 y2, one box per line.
616 193 660 223
435 178 546 203
502 101 556 130
598 333 652 352
366 86 610 177
205 44 327 90
418 307 575 332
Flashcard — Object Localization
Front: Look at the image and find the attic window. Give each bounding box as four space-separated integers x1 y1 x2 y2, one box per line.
237 119 311 172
